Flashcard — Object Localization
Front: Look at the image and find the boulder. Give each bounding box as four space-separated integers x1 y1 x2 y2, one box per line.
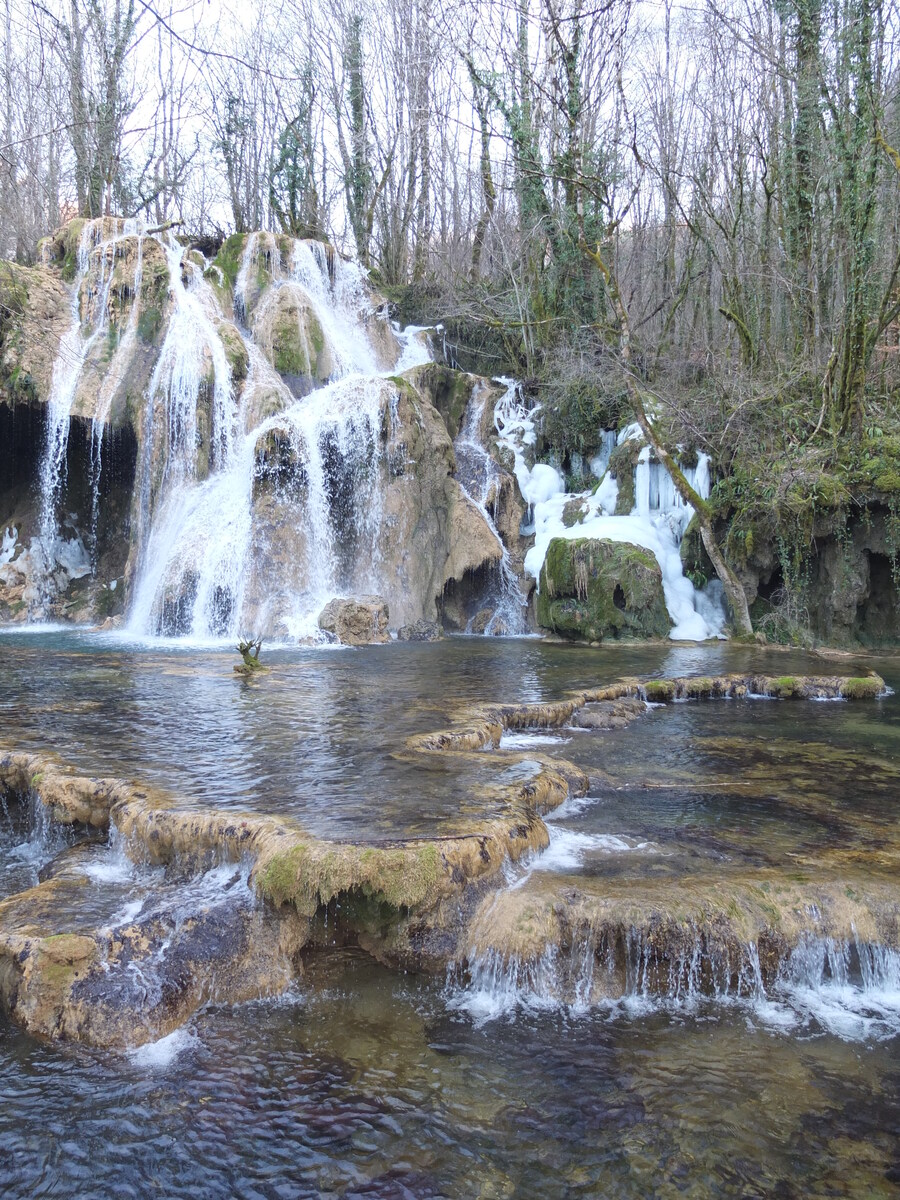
571 698 647 730
470 607 494 634
252 283 334 387
318 595 391 645
537 537 671 642
397 618 442 642
562 498 589 528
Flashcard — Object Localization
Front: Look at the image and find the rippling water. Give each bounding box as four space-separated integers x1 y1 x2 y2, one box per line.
1 951 899 1198
1 631 898 1197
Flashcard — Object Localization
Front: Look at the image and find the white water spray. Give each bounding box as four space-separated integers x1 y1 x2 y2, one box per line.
34 218 138 602
453 382 528 634
493 379 727 640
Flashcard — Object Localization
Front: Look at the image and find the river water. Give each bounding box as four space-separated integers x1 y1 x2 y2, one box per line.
1 631 898 1197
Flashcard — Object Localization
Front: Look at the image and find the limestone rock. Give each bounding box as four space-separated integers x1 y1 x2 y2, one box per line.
252 282 333 388
403 363 476 441
537 537 671 641
363 298 402 370
572 698 647 730
470 607 494 634
318 595 391 645
562 498 589 528
397 618 442 641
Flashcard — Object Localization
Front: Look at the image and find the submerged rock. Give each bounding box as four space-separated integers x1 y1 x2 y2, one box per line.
571 698 646 730
397 618 442 642
537 537 671 642
318 595 391 645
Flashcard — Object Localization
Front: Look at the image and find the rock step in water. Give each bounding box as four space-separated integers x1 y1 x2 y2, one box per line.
0 672 890 1047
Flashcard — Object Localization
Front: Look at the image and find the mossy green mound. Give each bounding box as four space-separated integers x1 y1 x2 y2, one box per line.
840 676 885 699
537 537 671 642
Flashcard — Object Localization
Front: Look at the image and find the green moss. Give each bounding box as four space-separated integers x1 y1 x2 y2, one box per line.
608 440 642 515
539 376 626 459
643 679 676 702
270 305 326 379
840 676 884 699
136 304 161 344
213 234 247 293
3 364 38 405
258 839 442 916
217 324 249 382
561 499 587 528
538 537 670 642
273 343 309 376
136 255 170 345
403 364 472 439
770 676 802 698
683 676 715 698
60 218 87 281
680 513 714 588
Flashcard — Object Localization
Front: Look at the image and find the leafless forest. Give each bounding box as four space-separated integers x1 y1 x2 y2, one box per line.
3 0 900 546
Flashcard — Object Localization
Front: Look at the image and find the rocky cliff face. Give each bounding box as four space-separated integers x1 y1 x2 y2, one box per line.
0 219 524 636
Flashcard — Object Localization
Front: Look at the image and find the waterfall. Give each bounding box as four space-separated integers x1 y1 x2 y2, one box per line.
127 374 391 641
24 222 545 641
89 225 145 564
494 379 727 640
449 930 900 1039
453 382 528 635
149 234 235 486
288 239 377 378
125 226 425 641
34 218 138 604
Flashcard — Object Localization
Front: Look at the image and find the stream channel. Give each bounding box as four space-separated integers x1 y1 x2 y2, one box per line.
1 630 899 1198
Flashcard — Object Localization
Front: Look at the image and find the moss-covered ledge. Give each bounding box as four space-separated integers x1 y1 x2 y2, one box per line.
408 671 890 753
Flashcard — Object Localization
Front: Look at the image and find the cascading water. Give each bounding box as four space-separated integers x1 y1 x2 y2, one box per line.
450 927 900 1039
150 234 235 485
288 238 378 378
235 232 377 381
453 382 528 635
127 230 417 641
494 379 727 640
128 371 391 641
88 224 146 564
34 218 139 605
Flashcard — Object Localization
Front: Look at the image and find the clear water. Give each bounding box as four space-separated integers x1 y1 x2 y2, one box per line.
1 950 899 1198
1 632 898 1197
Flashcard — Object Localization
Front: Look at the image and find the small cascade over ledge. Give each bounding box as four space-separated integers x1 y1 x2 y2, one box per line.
452 382 528 635
493 379 728 640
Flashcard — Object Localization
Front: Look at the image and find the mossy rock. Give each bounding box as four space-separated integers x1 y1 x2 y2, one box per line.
137 255 171 344
562 498 589 528
256 288 330 381
608 439 643 515
217 323 249 382
212 234 248 293
680 513 714 587
60 219 87 281
643 679 676 702
840 676 885 699
403 363 473 440
683 676 716 698
257 839 442 917
538 376 627 459
770 676 803 699
537 537 671 642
